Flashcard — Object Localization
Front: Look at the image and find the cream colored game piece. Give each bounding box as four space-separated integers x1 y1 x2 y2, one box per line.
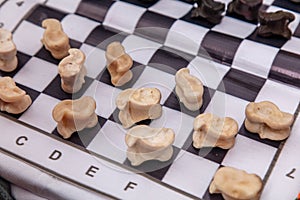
52 96 98 139
193 113 238 149
125 125 175 166
116 88 162 128
245 101 294 140
175 68 204 111
0 77 31 114
0 28 18 72
58 48 87 93
209 166 263 200
41 18 70 59
106 41 133 86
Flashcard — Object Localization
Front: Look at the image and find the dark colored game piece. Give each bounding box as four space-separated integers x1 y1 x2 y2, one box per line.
227 0 262 21
258 10 295 39
191 0 225 24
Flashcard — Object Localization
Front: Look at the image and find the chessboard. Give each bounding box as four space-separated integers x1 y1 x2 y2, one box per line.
0 0 299 199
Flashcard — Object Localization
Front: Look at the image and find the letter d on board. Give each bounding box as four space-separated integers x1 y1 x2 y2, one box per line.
49 150 62 160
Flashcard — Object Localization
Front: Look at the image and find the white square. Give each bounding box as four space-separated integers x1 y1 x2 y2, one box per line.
83 81 122 118
19 94 60 133
103 1 146 34
148 0 193 19
150 107 194 148
187 56 230 89
165 20 209 55
281 36 300 55
266 6 300 34
133 66 176 103
13 21 44 55
222 134 277 178
205 91 249 128
255 80 300 114
46 0 81 13
162 151 219 198
87 120 127 163
232 40 279 78
61 14 100 42
122 35 162 65
0 0 45 31
14 57 57 92
212 16 257 38
80 44 106 78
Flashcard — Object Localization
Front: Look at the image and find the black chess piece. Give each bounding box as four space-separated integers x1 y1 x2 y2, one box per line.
227 0 262 21
191 0 225 24
258 10 295 39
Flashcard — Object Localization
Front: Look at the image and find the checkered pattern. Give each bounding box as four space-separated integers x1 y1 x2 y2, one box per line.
0 0 300 199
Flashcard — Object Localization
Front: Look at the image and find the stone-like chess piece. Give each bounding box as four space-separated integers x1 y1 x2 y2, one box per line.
258 10 295 39
52 96 98 139
0 28 18 72
58 48 87 93
227 0 262 21
0 77 32 114
191 0 225 24
41 18 70 59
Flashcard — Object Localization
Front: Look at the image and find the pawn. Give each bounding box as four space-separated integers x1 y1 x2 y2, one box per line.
0 28 18 72
52 96 98 139
0 77 32 114
227 0 262 21
58 48 87 93
191 0 225 24
125 125 175 166
106 42 133 86
41 18 70 59
258 10 295 39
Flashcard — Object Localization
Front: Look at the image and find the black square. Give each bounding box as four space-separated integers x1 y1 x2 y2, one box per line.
26 5 67 26
270 50 300 88
148 47 193 74
239 123 282 148
97 61 146 89
52 115 106 147
200 31 243 65
184 139 228 164
1 51 31 77
163 86 215 118
272 0 300 13
247 28 288 48
135 11 176 43
123 146 180 180
120 0 159 8
217 68 266 102
76 0 114 22
35 39 82 65
84 25 128 49
43 75 94 100
181 10 218 29
0 83 40 119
